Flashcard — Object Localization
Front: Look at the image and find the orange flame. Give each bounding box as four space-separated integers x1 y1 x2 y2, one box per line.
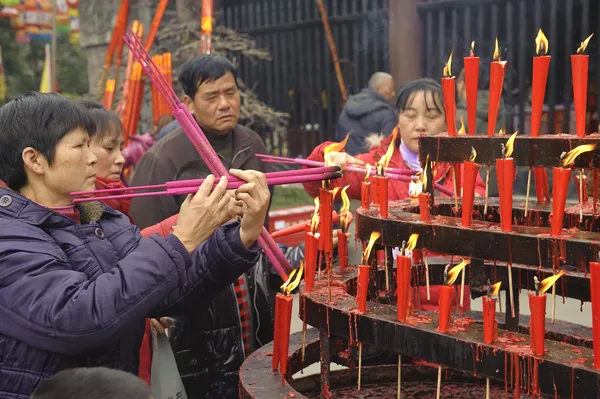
535 29 549 56
489 281 502 296
377 128 398 173
446 260 469 286
324 134 350 165
362 231 381 264
504 131 518 158
364 163 372 182
405 234 419 252
561 144 596 167
311 197 320 233
469 147 477 163
340 185 351 231
538 270 566 295
498 128 505 136
577 33 594 54
443 52 453 77
458 116 466 134
470 41 475 57
332 187 341 202
281 262 304 295
422 163 428 190
493 37 501 62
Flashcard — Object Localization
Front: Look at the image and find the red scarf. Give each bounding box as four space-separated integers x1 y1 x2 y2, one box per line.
95 176 133 221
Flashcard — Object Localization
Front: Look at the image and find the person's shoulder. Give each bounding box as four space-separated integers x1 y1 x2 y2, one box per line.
234 124 267 148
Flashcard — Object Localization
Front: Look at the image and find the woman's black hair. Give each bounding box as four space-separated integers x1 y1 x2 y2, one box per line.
77 100 123 142
178 54 238 99
0 92 96 190
395 78 444 114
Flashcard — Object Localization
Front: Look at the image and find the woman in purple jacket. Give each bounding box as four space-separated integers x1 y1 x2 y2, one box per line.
0 92 271 398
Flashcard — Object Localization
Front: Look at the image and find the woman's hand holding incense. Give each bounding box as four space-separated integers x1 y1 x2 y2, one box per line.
173 175 243 253
324 151 364 170
230 169 271 248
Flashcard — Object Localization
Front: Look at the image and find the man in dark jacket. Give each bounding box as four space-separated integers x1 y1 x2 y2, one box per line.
335 72 397 155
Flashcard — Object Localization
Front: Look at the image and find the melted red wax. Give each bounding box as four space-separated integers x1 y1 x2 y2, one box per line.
572 347 584 354
570 357 587 365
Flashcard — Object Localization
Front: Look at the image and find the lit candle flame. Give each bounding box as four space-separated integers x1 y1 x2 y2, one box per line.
577 33 594 55
311 197 320 233
364 163 372 181
537 270 565 295
504 131 518 158
489 281 502 297
443 51 453 78
377 128 398 174
493 37 501 62
458 116 466 134
281 262 304 295
446 260 470 286
422 163 428 190
332 186 341 201
323 133 350 165
469 147 477 163
535 29 549 56
498 128 505 136
405 234 419 252
340 185 351 231
362 231 381 264
470 41 475 57
561 144 596 167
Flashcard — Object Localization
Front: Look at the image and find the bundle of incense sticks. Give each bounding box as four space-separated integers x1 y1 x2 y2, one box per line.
257 154 454 197
151 53 172 124
123 28 293 280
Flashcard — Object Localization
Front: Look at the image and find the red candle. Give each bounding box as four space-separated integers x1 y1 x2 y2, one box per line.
272 295 283 370
375 176 389 217
496 157 515 232
576 174 589 203
319 188 333 253
531 30 550 137
488 39 507 136
278 294 294 379
412 249 423 265
356 265 370 313
534 167 550 203
361 181 371 209
442 78 456 137
304 232 318 292
396 255 411 322
572 54 589 137
551 167 571 236
461 158 479 227
338 230 348 269
419 193 431 222
482 296 497 344
528 293 546 356
372 178 380 206
589 262 600 369
438 285 453 332
464 43 479 135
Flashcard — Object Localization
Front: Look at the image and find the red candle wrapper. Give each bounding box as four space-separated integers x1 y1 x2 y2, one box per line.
442 77 457 136
278 294 294 379
319 188 333 253
551 167 571 236
338 230 348 269
464 56 480 135
576 174 589 203
528 293 546 356
272 295 283 370
304 232 318 292
496 158 515 232
531 56 551 137
396 255 411 322
534 167 551 203
487 61 507 136
419 193 431 222
461 160 479 227
357 265 370 314
438 285 453 332
590 262 600 369
375 176 389 217
361 181 371 209
571 54 589 137
482 296 497 344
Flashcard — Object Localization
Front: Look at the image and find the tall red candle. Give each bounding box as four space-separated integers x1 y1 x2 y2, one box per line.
419 193 431 222
528 293 546 356
589 262 600 369
361 181 371 209
356 265 370 313
464 42 479 135
441 52 456 136
338 230 348 269
482 296 497 344
551 167 571 236
496 157 515 232
396 255 411 322
488 39 507 136
438 285 453 332
272 295 282 370
319 188 333 253
534 167 550 203
576 174 589 203
531 30 550 137
461 157 479 227
375 176 389 217
304 232 318 292
572 54 589 137
278 294 294 379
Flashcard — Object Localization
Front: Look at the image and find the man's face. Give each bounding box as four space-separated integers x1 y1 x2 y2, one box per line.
184 72 241 135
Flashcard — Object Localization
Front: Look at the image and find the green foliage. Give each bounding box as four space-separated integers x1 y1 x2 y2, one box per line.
270 185 314 210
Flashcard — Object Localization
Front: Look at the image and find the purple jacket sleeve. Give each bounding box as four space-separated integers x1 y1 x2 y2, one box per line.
0 221 258 355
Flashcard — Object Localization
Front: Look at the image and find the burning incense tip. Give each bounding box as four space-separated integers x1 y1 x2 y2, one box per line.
577 33 594 54
489 281 502 297
538 270 565 295
504 131 518 158
535 29 549 56
561 144 596 167
443 51 453 77
363 231 381 264
446 260 469 286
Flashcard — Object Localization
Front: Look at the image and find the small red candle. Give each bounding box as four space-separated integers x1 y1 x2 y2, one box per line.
488 38 507 136
361 181 371 209
396 255 411 322
531 30 550 137
464 42 479 135
496 157 514 231
338 230 348 269
534 167 550 203
528 292 546 356
572 34 593 137
482 296 497 344
438 285 453 332
272 295 283 370
319 188 333 253
576 173 588 203
551 167 571 236
441 52 457 136
375 175 389 217
304 232 318 292
461 149 479 227
278 294 294 379
589 262 600 369
372 178 380 206
357 265 370 313
419 193 431 222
